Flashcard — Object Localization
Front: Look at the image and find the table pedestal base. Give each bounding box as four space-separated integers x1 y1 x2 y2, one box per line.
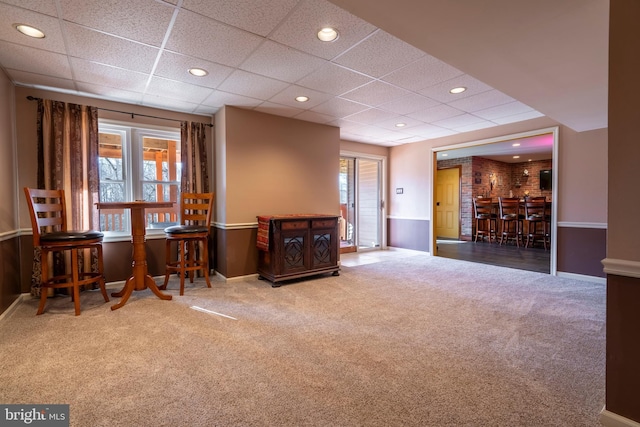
111 274 172 311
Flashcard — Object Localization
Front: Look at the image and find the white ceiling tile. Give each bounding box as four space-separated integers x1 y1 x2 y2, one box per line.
70 58 149 92
217 70 290 99
451 121 497 133
431 113 486 130
0 4 66 53
340 80 412 107
59 0 174 46
375 116 426 131
64 24 159 73
240 40 326 83
343 108 400 125
448 89 516 113
193 105 219 115
201 90 263 109
146 76 214 104
474 101 535 120
293 110 336 124
76 82 144 104
141 94 200 112
182 0 298 37
254 102 301 118
296 63 372 96
0 41 71 79
154 51 234 89
166 9 263 68
311 97 369 117
407 104 464 123
378 93 439 115
8 69 76 92
492 110 545 125
1 0 58 16
333 30 425 78
382 54 464 91
405 124 458 139
267 85 334 109
269 0 377 60
419 75 494 103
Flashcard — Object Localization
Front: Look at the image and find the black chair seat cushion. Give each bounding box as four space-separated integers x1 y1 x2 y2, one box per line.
40 230 104 242
165 224 209 235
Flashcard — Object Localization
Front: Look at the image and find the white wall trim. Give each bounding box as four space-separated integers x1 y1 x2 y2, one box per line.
601 408 640 427
556 271 606 284
557 221 607 229
0 229 20 242
386 215 430 221
0 293 29 323
213 221 258 230
602 258 640 279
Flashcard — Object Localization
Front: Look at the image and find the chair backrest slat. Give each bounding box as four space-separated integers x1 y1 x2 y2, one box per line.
180 192 214 227
24 188 68 246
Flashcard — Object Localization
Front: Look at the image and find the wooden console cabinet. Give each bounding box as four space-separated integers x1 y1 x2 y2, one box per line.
257 215 340 286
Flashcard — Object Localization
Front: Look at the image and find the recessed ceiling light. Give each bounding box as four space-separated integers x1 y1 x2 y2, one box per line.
15 24 45 39
188 68 208 77
295 96 309 102
513 155 520 159
317 27 339 42
395 123 406 128
512 143 521 147
449 86 467 94
442 153 448 157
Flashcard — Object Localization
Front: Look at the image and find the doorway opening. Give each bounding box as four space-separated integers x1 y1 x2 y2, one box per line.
431 127 558 275
340 153 387 254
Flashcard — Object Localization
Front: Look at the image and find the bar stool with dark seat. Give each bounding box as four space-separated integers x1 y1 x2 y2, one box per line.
473 198 497 243
24 187 109 315
524 198 549 249
498 197 523 246
160 192 214 295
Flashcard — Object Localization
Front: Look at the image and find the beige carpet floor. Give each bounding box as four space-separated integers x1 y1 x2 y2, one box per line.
0 253 605 426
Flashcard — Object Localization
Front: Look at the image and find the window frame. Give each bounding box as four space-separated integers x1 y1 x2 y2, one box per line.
98 119 181 239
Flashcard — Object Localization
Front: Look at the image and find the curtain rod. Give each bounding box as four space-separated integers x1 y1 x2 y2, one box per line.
26 96 213 127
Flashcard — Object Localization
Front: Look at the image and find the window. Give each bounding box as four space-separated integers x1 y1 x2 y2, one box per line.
98 121 181 234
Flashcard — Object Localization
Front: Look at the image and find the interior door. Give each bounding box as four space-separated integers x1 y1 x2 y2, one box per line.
435 167 460 239
357 158 382 250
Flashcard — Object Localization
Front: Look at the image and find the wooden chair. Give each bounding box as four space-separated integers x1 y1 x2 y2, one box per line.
473 198 497 243
24 188 109 315
498 197 523 247
160 193 214 295
523 199 549 249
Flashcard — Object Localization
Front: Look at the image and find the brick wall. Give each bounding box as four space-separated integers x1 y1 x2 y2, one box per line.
437 157 553 239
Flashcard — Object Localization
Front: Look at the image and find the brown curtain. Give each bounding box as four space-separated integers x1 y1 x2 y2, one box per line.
180 121 209 193
31 99 100 296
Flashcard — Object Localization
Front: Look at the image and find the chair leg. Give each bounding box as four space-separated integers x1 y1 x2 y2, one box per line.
36 250 49 315
179 240 186 296
72 249 81 316
160 239 172 290
202 239 212 289
97 245 109 303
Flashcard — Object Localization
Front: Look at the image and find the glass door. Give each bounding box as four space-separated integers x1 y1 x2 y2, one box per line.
339 155 385 253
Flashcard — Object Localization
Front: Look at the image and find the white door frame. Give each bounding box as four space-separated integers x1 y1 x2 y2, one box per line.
341 150 388 251
430 126 559 275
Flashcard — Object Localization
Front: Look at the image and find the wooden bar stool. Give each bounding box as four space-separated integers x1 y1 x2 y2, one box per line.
24 188 109 315
498 197 523 247
473 198 497 243
160 193 214 295
524 199 549 249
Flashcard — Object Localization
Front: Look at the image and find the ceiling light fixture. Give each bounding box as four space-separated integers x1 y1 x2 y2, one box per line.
317 27 339 42
513 155 520 159
188 68 208 77
449 86 467 94
15 24 45 39
442 153 448 157
295 96 309 102
395 123 406 128
512 143 521 147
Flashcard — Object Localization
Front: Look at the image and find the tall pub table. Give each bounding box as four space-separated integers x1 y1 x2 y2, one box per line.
96 201 174 310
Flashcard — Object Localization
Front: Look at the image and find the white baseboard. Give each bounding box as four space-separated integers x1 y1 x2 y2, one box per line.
217 272 260 282
0 293 30 322
556 271 606 285
601 408 640 427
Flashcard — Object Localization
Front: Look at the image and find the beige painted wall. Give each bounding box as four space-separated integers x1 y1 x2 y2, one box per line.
13 86 213 229
388 116 608 224
0 72 16 233
220 106 341 224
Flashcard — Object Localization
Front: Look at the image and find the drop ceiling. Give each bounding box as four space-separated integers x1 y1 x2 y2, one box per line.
0 0 608 148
